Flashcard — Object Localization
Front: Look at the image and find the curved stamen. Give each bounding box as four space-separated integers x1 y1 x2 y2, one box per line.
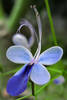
32 5 42 62
17 19 38 48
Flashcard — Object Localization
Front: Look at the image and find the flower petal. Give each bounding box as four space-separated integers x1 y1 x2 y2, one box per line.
30 63 50 85
6 46 33 64
39 46 63 65
7 64 33 96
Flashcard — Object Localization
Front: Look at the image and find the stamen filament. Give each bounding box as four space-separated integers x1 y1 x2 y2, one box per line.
31 5 42 61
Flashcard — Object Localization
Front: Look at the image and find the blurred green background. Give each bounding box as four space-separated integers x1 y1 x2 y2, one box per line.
0 0 67 100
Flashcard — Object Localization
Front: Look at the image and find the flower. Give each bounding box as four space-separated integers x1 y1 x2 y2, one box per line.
12 19 35 49
54 75 65 85
6 45 63 96
6 6 63 96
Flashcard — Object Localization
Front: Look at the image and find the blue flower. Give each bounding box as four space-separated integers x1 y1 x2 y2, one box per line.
6 6 63 96
6 45 63 96
54 75 65 85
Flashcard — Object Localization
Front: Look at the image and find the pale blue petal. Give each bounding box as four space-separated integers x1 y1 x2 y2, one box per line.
30 63 50 85
7 64 33 96
39 46 63 65
6 46 33 64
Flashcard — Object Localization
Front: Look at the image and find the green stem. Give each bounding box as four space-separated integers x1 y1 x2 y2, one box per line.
31 81 35 96
35 84 38 100
48 68 62 74
0 67 21 77
7 0 32 33
44 0 57 45
16 94 32 100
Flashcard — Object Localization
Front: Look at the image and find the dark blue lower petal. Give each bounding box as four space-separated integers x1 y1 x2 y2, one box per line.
7 63 33 96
